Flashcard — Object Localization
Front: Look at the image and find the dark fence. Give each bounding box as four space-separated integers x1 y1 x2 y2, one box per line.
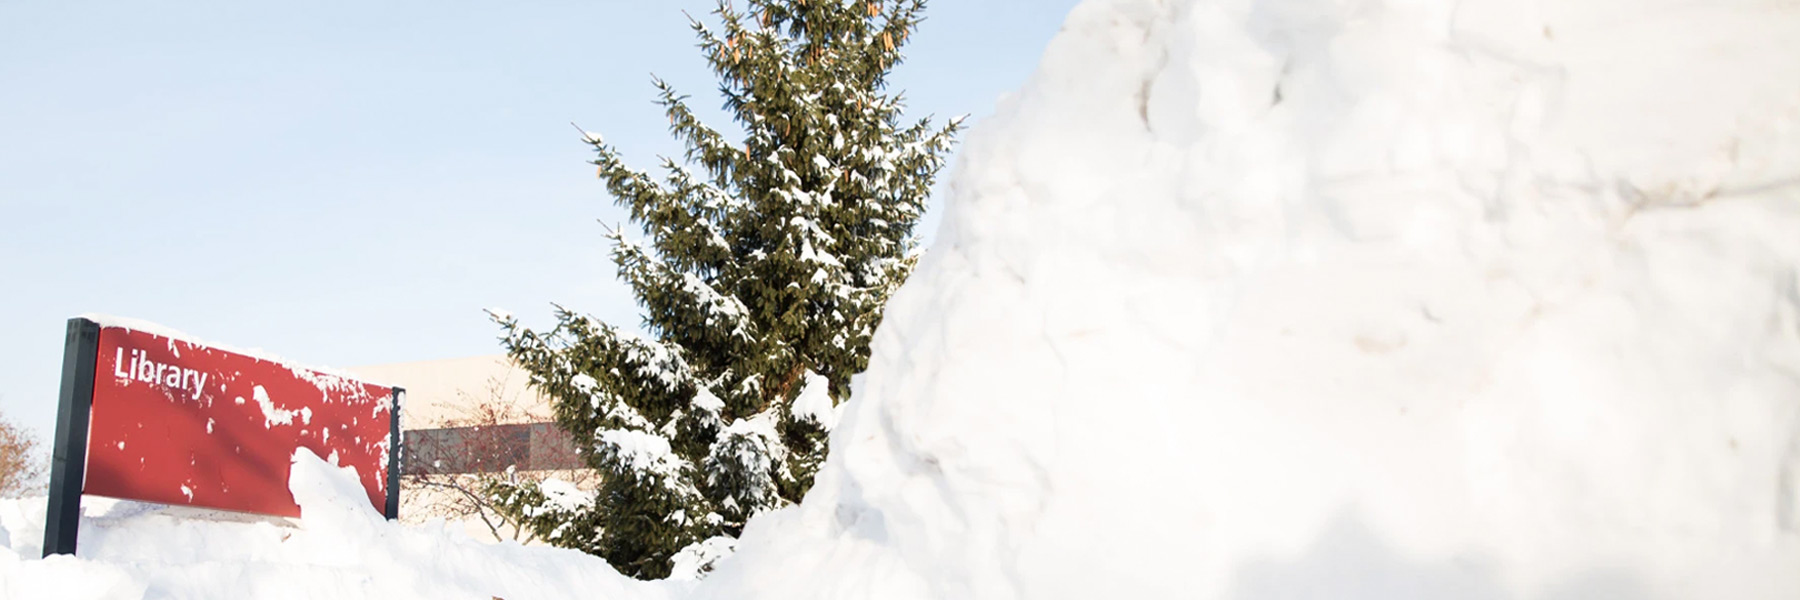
403 422 584 475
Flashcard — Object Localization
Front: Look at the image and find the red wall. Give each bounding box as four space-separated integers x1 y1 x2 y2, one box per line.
84 326 395 517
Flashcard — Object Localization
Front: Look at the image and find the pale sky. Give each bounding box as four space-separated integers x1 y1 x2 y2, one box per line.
0 1 1080 443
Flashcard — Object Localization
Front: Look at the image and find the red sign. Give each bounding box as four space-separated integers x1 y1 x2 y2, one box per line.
83 324 397 517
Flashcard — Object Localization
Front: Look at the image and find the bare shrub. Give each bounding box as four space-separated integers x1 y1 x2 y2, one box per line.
402 377 596 543
0 407 47 497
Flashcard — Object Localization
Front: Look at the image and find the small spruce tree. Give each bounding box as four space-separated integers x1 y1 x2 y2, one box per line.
490 0 959 580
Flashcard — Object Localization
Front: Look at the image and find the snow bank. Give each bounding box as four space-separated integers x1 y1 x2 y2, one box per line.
699 0 1800 598
0 450 673 600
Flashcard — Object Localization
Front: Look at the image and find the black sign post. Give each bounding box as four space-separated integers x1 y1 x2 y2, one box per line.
384 387 404 520
44 317 101 557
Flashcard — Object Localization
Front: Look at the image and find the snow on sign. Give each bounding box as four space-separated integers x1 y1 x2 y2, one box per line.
43 316 402 556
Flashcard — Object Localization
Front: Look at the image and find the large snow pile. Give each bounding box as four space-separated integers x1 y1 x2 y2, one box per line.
5 0 1800 598
700 0 1800 598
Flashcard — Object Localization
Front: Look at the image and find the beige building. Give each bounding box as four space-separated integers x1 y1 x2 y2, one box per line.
347 355 550 429
346 356 590 543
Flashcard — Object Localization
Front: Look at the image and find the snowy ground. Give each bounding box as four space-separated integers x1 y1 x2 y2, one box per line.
1 452 673 599
6 0 1800 598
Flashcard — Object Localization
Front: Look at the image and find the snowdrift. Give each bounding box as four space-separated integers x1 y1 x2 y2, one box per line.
702 0 1800 598
6 0 1800 598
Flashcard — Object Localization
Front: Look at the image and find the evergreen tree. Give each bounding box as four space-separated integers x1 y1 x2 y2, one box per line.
490 0 959 580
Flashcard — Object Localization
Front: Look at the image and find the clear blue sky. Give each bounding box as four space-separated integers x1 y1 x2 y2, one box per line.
0 1 1079 443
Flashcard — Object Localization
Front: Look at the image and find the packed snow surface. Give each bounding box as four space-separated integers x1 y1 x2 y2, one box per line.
7 0 1800 598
